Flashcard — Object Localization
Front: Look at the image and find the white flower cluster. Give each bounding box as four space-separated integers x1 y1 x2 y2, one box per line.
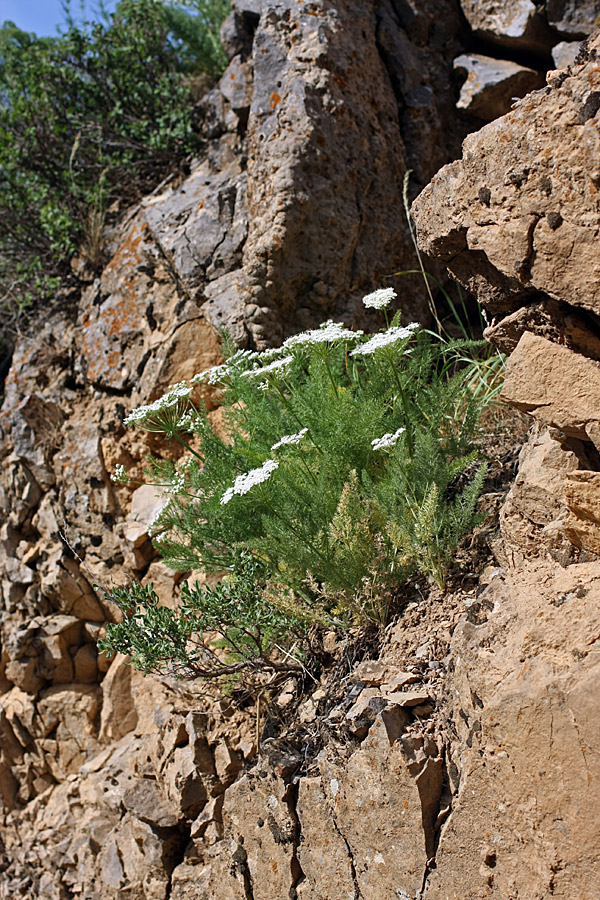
165 472 187 495
220 459 279 505
177 411 195 432
256 347 285 362
271 427 308 450
124 383 192 426
371 427 406 451
111 464 128 484
192 349 255 386
351 323 420 356
362 287 397 310
241 355 294 380
283 320 363 349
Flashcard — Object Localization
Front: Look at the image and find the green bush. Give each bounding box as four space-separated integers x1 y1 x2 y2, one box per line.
98 551 308 681
100 290 493 681
0 0 228 317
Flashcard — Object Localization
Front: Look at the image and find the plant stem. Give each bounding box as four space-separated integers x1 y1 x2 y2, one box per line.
389 361 414 456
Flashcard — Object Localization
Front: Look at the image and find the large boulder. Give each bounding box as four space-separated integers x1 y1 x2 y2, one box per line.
412 32 600 561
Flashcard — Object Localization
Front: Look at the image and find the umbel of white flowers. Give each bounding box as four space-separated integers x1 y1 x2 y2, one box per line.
351 323 419 356
220 459 279 505
362 287 397 309
123 382 192 426
271 428 308 451
282 320 363 348
241 355 294 380
371 427 406 451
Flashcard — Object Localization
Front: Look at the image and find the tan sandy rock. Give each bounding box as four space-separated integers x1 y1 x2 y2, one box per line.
500 332 600 447
302 707 442 899
454 53 545 121
412 33 600 318
498 425 582 562
563 471 600 554
425 559 600 899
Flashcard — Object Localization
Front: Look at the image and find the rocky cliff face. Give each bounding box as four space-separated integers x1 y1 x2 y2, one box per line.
1 1 600 898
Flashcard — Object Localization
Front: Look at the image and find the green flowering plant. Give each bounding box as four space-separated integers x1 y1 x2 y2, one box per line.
111 288 488 616
100 289 494 679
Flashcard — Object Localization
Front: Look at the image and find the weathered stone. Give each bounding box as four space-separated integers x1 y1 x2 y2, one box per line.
142 149 247 294
72 644 98 684
163 745 209 819
563 471 600 554
500 333 600 447
308 708 442 899
79 219 159 391
37 685 99 776
213 740 242 785
499 425 582 562
242 0 466 345
122 778 181 828
120 483 167 569
145 313 224 404
386 688 432 707
344 687 388 737
551 38 583 69
98 653 138 744
211 763 299 900
546 0 600 37
454 54 545 121
39 550 104 621
483 297 600 359
39 634 74 685
412 34 600 318
219 55 253 114
459 0 554 54
424 560 600 899
202 269 249 348
295 776 357 899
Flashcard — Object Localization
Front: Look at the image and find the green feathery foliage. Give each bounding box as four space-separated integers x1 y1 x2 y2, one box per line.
102 292 496 679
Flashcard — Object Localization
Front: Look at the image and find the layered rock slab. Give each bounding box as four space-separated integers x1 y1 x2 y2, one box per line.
412 34 600 318
412 31 600 561
425 559 600 899
238 0 468 343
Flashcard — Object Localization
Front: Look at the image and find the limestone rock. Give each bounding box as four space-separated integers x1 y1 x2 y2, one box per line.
299 707 442 899
500 332 600 447
483 297 600 359
218 55 253 115
412 34 600 317
121 483 168 569
546 0 600 37
37 685 99 777
241 0 467 345
205 762 300 900
98 653 138 744
551 38 583 68
563 471 600 554
142 145 247 293
424 560 600 898
498 425 582 563
459 0 554 54
454 54 545 121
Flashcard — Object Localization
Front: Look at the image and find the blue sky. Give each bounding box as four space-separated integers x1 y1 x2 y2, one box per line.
1 0 118 36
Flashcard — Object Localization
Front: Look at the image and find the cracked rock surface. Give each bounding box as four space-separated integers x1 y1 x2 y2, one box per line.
2 2 600 899
413 30 600 564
